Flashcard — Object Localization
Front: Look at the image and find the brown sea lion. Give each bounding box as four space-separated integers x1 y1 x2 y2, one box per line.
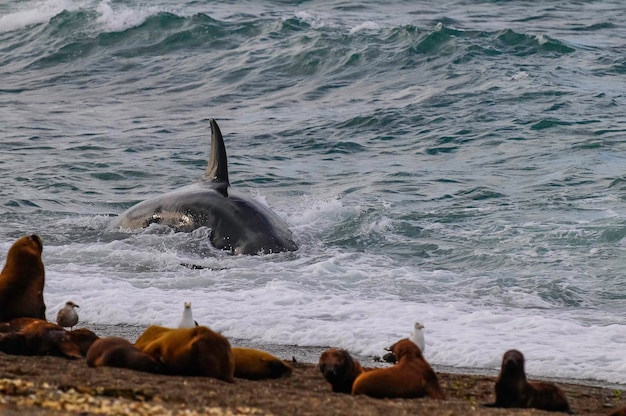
352 338 445 400
231 347 292 380
87 336 163 373
0 317 42 333
609 407 626 416
67 327 100 357
134 325 170 346
319 348 364 394
135 325 234 382
0 317 97 357
0 235 46 322
486 349 571 413
0 318 81 359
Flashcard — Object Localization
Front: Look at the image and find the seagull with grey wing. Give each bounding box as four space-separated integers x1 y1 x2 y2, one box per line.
56 301 79 330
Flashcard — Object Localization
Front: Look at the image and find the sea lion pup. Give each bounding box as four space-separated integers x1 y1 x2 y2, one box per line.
486 349 571 413
87 337 163 374
231 347 293 380
56 301 79 330
135 325 234 382
352 338 445 400
319 348 364 394
0 318 82 359
0 235 46 322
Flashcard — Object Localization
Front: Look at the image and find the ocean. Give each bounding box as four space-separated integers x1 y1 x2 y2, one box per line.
1 0 625 386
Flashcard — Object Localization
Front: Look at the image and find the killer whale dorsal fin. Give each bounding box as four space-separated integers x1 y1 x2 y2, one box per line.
205 118 230 196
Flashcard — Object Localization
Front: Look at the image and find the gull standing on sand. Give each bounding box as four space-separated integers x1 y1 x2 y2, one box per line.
56 301 79 330
410 322 425 353
178 302 197 328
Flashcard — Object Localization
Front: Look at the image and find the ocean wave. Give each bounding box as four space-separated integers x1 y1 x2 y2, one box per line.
3 2 578 78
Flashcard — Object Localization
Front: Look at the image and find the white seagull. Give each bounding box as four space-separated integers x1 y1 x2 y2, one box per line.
178 302 197 328
410 322 426 353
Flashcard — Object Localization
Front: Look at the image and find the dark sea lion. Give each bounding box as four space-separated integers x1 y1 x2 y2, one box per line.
609 407 626 416
352 338 445 400
231 347 292 380
87 336 163 373
0 318 97 357
135 325 234 382
109 119 298 255
67 327 100 357
0 317 42 333
319 348 364 394
486 349 572 413
0 235 46 322
0 318 82 359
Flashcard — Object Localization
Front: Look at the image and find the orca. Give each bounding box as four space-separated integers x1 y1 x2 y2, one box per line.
109 119 298 255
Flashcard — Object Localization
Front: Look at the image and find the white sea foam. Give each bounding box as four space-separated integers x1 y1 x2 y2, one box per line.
95 0 166 33
0 0 78 34
293 11 328 29
43 259 626 384
349 21 380 35
35 215 626 387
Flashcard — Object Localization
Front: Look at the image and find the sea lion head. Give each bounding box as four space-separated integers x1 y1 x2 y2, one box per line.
501 349 526 376
319 348 353 382
389 338 423 361
5 234 43 266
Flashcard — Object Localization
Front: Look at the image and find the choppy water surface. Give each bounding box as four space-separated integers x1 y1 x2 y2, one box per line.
1 0 625 384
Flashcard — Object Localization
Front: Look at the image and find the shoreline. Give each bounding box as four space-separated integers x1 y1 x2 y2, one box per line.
0 353 624 415
0 322 624 414
89 322 626 391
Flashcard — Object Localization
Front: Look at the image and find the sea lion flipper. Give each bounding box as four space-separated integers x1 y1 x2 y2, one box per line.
204 119 230 196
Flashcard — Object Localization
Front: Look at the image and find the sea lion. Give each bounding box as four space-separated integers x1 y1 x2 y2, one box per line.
109 119 298 255
231 347 293 380
352 338 445 400
0 317 42 333
0 235 46 322
67 327 100 357
609 407 626 416
0 318 82 359
135 325 234 382
56 301 79 330
87 336 163 374
486 349 571 413
0 317 97 357
319 348 364 394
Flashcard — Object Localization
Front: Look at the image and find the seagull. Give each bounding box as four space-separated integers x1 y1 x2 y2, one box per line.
410 322 426 353
178 302 197 328
56 301 79 330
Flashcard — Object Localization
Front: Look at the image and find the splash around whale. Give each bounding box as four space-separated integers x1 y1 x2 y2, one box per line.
109 119 298 255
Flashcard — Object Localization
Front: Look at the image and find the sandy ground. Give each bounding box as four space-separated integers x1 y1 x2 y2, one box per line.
0 348 625 416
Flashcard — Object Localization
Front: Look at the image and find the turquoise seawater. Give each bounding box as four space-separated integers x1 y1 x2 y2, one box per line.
1 0 625 384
